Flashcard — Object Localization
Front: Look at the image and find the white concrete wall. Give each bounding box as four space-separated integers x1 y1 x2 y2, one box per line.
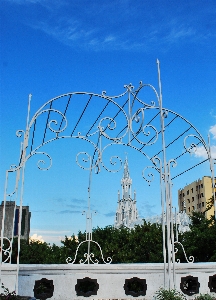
2 263 216 299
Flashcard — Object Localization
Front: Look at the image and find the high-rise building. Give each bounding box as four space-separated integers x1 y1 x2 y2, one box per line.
114 157 139 228
0 201 31 240
178 176 216 219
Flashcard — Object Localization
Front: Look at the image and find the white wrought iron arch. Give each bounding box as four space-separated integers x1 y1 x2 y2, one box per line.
0 61 215 294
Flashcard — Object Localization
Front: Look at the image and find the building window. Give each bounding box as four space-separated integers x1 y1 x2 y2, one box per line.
192 197 194 202
198 194 199 199
199 203 201 208
187 199 190 204
21 209 26 236
192 206 195 211
14 208 19 236
122 209 124 221
188 207 190 213
182 193 185 197
202 202 204 207
191 188 194 193
201 183 203 188
196 186 198 191
201 193 204 197
129 209 132 219
187 190 189 195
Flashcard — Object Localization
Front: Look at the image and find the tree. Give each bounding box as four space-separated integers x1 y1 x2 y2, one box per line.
177 210 216 262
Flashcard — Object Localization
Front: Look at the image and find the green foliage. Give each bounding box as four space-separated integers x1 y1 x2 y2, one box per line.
155 288 187 300
11 238 67 264
9 212 216 264
194 294 216 300
177 211 216 262
61 222 163 263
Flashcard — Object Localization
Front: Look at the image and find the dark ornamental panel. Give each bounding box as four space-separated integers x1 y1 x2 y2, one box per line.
208 274 216 293
180 275 200 296
33 278 54 300
124 277 147 297
75 277 99 297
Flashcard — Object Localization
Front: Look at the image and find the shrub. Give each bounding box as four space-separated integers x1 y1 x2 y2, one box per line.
155 287 187 300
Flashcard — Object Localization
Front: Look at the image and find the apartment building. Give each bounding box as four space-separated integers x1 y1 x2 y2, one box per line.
178 176 216 219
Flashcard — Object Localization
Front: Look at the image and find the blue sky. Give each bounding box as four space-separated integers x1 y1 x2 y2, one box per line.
0 0 216 245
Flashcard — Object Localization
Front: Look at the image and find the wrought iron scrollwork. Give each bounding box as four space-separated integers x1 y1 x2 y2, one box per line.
66 240 112 264
30 151 53 171
0 237 12 263
174 241 194 263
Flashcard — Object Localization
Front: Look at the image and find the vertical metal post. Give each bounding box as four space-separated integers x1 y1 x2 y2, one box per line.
0 172 9 292
128 85 131 145
157 59 173 289
15 94 32 294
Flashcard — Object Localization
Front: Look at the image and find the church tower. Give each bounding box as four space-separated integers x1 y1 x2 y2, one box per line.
114 157 139 228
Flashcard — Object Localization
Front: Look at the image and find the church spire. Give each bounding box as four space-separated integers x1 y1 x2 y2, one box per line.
121 157 132 200
123 156 130 179
114 157 139 228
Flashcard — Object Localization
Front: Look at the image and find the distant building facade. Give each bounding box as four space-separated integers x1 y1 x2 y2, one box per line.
178 176 216 219
114 157 139 228
0 201 31 240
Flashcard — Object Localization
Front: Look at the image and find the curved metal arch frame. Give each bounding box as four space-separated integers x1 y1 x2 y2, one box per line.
0 61 215 293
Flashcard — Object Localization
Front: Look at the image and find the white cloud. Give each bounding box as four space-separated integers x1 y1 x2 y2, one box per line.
210 146 216 158
104 35 116 43
30 233 44 243
30 229 71 245
209 125 216 139
193 145 216 160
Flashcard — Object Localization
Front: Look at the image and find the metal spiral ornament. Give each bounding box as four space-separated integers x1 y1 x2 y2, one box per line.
1 237 12 263
174 241 194 263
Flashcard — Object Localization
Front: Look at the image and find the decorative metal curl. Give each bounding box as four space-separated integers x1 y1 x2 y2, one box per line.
30 151 53 171
1 237 12 263
168 159 177 169
98 117 122 142
184 134 207 155
16 130 25 138
130 83 159 108
31 108 68 134
142 124 158 145
174 241 194 263
142 156 163 185
100 154 123 173
163 109 168 118
131 108 144 130
142 166 157 186
76 151 100 171
66 240 112 264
